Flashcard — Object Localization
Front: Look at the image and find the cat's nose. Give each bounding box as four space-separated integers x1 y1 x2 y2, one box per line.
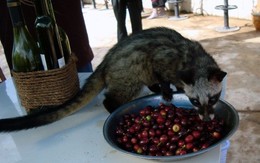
203 115 211 121
198 114 211 121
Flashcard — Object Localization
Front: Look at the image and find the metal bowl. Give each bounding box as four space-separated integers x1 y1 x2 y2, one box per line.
103 94 239 161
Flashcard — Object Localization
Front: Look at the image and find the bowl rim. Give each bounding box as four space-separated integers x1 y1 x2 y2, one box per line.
103 94 239 161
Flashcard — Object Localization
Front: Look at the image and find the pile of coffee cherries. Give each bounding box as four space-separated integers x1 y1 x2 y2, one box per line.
115 103 225 156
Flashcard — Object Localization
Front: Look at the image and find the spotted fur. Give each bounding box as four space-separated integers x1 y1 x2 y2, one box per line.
0 27 226 132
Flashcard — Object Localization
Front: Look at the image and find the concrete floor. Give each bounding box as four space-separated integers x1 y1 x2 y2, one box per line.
1 4 259 163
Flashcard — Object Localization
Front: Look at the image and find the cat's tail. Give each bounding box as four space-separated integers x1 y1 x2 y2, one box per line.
0 69 105 132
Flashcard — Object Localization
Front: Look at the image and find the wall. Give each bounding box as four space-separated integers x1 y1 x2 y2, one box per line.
93 0 257 20
142 0 258 20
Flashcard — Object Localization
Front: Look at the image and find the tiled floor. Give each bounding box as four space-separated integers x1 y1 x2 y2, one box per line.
1 4 259 163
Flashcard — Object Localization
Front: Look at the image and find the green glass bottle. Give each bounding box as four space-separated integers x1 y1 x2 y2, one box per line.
7 0 43 72
35 16 59 70
34 0 58 70
34 0 72 67
59 27 72 63
45 0 71 63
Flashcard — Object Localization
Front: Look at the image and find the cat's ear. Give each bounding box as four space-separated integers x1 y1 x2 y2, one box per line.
177 69 195 85
208 68 227 82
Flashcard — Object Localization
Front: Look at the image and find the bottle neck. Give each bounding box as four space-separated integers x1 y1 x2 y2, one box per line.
34 0 50 17
45 0 56 22
7 0 26 27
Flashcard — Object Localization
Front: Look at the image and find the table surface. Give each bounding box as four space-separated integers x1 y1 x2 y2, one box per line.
0 73 221 163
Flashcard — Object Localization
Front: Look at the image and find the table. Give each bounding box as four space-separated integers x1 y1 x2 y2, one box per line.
0 73 221 163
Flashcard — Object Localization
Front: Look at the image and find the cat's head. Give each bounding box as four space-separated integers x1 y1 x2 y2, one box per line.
178 67 227 121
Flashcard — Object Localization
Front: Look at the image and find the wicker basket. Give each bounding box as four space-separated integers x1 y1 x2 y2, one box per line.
12 55 80 112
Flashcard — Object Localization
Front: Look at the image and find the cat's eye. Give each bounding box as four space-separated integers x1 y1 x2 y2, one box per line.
208 97 217 105
208 93 221 105
189 98 201 107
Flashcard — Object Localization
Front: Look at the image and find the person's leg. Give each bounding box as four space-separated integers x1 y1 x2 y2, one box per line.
147 0 166 19
0 1 13 70
127 0 142 34
111 0 128 42
77 62 93 72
